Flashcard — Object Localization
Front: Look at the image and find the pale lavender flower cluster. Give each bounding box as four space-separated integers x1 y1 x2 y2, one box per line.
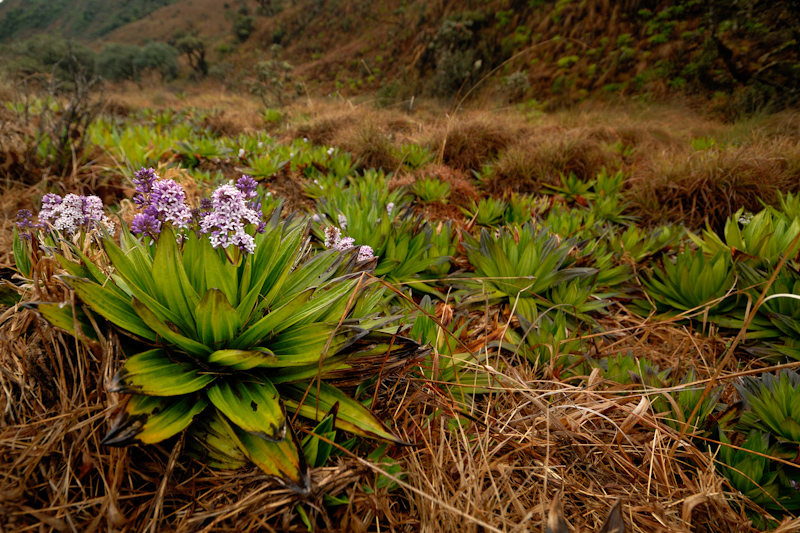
131 168 192 238
199 177 264 254
323 225 375 262
38 193 114 236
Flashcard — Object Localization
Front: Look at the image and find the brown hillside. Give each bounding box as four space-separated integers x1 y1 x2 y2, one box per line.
104 0 234 45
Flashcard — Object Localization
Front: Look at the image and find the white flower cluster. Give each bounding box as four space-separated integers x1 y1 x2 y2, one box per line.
39 193 114 236
738 211 754 226
323 225 374 261
200 184 261 254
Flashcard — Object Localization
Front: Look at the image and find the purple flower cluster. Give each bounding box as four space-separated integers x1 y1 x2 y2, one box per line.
199 178 263 254
15 209 40 239
323 225 375 262
38 193 114 236
131 168 192 238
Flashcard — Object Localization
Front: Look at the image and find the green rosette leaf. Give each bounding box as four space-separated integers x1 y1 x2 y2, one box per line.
102 394 208 446
279 381 407 445
110 349 216 396
207 377 286 441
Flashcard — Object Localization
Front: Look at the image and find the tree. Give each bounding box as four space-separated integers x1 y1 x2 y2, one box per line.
96 43 139 81
173 32 208 78
134 41 180 81
254 0 283 17
249 45 294 106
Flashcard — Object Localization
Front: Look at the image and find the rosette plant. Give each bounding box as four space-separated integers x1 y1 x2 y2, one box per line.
27 169 422 493
462 222 598 323
688 208 800 269
632 250 739 320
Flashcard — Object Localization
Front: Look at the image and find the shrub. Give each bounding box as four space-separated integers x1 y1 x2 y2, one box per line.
233 14 254 42
97 43 140 81
10 35 96 82
133 41 180 81
488 136 612 195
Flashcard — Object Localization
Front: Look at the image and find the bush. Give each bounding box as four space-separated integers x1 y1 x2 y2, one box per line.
96 43 140 81
8 35 96 82
133 41 180 81
233 15 254 42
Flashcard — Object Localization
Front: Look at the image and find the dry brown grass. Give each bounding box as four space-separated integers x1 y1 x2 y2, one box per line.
629 139 800 230
0 107 38 187
390 164 480 213
487 133 615 194
201 108 265 136
430 116 517 172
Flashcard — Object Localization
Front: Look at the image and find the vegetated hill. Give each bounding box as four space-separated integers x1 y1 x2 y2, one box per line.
240 0 799 113
2 0 798 113
0 0 178 42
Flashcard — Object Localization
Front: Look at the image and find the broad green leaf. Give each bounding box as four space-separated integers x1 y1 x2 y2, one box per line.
12 228 32 279
66 243 114 290
224 414 310 493
103 231 156 296
102 394 208 446
208 348 277 370
151 225 200 335
236 225 282 324
294 278 361 326
268 354 351 384
195 289 240 347
200 236 239 307
265 323 364 366
186 408 248 470
275 251 342 304
132 298 211 357
261 225 306 307
28 301 98 341
207 377 286 441
182 231 208 295
105 234 191 333
301 405 338 468
279 381 406 444
56 255 96 283
64 276 156 341
232 288 314 349
110 349 215 396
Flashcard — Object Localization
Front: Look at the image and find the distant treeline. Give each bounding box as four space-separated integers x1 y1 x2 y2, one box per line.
2 35 180 83
0 0 177 42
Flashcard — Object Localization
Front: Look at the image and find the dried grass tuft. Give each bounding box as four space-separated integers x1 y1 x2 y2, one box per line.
431 117 516 172
629 139 800 230
488 133 615 194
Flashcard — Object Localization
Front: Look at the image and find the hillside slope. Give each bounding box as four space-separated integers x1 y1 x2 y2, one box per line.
1 0 798 111
0 0 178 41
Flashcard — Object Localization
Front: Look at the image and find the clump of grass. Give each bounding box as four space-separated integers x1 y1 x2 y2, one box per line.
293 111 355 145
487 134 613 194
344 121 400 171
630 139 800 230
431 116 514 171
201 109 261 136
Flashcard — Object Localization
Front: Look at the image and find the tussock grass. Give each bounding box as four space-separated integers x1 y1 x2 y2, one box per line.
630 139 800 230
487 134 615 194
430 116 516 172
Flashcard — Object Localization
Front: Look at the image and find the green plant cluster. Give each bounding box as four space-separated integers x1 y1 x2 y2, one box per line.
11 99 800 527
